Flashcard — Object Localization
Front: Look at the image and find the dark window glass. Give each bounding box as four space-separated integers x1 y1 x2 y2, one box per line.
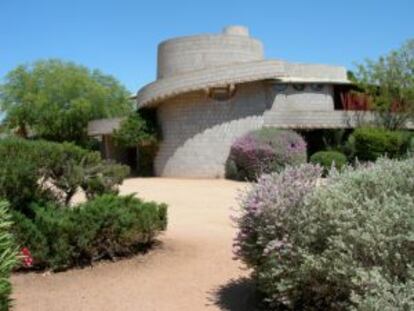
208 87 235 101
311 84 324 91
273 83 288 92
292 84 305 91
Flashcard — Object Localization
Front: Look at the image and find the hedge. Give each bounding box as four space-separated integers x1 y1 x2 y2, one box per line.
348 127 409 161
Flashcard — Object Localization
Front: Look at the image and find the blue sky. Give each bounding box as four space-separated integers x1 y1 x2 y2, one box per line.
1 0 413 93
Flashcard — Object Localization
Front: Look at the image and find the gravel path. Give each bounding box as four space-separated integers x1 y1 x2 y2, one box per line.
11 178 257 311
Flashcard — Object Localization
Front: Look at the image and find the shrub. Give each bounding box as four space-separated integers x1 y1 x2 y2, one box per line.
310 150 347 173
234 158 414 310
226 128 307 181
11 210 49 268
12 194 167 271
0 138 129 213
0 201 18 310
348 127 407 161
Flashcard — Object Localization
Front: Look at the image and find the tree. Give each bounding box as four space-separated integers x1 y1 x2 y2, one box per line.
112 110 158 148
0 59 133 145
112 110 159 176
355 39 414 129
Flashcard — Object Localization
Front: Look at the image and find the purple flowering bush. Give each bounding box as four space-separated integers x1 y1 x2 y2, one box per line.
234 158 414 310
233 164 322 266
225 128 307 181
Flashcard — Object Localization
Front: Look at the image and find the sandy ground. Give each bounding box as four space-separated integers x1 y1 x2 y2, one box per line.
11 178 258 311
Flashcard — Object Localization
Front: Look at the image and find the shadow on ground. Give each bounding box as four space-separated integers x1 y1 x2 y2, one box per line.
209 277 261 311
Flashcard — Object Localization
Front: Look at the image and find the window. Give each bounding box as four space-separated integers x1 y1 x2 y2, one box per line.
273 83 288 92
292 84 306 91
208 85 236 101
311 84 324 91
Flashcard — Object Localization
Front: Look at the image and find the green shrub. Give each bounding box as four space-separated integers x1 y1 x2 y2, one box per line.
348 127 407 161
10 210 49 268
12 194 167 271
0 201 18 311
0 138 129 213
310 150 347 173
225 128 307 181
235 158 414 310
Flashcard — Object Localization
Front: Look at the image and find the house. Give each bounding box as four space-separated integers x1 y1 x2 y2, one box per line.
133 25 358 178
92 26 403 177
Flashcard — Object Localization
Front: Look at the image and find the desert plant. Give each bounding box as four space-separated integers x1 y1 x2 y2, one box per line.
234 164 322 268
310 150 347 173
235 158 414 310
12 194 167 271
226 128 307 181
0 201 18 311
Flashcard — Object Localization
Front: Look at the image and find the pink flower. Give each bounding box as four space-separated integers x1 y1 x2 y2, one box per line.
21 247 33 268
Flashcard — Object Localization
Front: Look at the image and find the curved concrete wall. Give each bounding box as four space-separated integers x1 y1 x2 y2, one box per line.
268 84 334 111
154 81 339 177
155 82 267 177
157 32 263 79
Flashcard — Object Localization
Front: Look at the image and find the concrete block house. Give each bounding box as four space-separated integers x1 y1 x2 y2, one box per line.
90 25 363 178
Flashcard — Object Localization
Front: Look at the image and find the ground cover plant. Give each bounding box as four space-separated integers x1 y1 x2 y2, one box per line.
225 128 306 181
0 201 17 311
234 158 414 310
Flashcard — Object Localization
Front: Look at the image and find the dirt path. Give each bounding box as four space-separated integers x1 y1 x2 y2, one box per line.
11 178 256 311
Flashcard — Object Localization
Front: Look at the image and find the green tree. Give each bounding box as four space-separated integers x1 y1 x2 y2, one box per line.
112 111 158 148
356 39 414 129
0 59 133 145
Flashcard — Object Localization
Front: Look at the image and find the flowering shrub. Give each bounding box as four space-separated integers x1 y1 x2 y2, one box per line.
225 128 307 181
0 201 17 311
233 164 322 267
20 247 33 268
234 158 414 310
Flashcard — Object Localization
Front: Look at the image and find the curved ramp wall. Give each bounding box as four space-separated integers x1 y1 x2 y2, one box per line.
155 82 266 178
154 81 337 178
